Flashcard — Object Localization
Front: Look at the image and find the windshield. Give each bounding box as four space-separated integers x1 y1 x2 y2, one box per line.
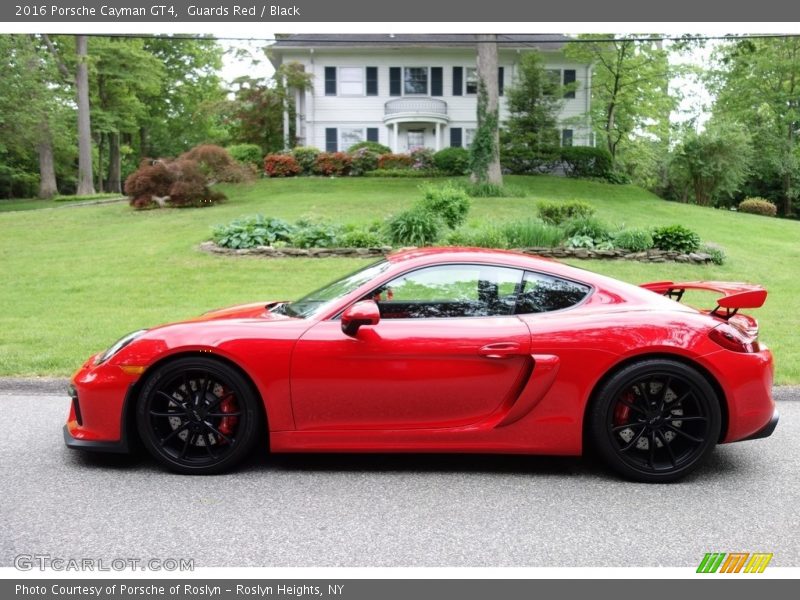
272 259 392 319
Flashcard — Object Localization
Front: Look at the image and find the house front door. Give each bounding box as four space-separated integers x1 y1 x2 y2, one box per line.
407 129 425 151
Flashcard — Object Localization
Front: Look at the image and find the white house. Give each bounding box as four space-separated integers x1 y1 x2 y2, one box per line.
268 34 594 154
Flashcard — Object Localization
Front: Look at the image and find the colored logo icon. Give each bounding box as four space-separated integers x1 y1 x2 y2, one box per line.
697 553 773 573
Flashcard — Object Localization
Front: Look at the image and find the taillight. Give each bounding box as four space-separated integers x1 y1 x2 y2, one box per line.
709 322 760 353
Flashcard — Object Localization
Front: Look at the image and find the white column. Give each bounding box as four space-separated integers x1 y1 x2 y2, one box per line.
435 123 441 151
392 123 398 152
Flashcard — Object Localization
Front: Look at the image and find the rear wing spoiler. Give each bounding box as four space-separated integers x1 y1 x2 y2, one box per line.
640 281 767 320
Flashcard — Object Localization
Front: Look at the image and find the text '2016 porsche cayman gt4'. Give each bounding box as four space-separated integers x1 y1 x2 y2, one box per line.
64 248 777 482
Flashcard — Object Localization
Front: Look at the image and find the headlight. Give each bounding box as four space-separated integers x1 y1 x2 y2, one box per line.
94 330 148 365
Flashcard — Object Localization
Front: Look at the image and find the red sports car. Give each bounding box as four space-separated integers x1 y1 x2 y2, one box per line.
64 248 777 482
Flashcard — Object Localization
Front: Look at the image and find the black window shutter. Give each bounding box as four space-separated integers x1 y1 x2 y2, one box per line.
326 128 338 152
366 67 378 96
324 67 336 96
431 67 443 96
452 67 463 96
389 67 401 96
366 128 379 143
563 69 576 99
450 127 462 148
498 67 505 96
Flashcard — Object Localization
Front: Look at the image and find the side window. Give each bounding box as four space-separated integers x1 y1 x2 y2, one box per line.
516 272 591 314
367 265 524 319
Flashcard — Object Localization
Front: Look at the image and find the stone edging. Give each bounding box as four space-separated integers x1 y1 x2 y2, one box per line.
199 241 716 264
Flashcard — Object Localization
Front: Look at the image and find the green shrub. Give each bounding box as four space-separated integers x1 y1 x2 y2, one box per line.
502 219 564 248
700 243 726 265
433 147 470 175
738 197 777 217
386 208 442 246
604 170 632 185
410 148 436 170
500 143 560 174
313 152 352 176
652 224 701 253
378 153 414 170
212 215 293 249
227 144 263 167
560 147 613 179
364 168 442 178
290 218 342 248
348 141 391 155
461 182 526 198
613 228 654 252
445 224 509 249
349 148 380 176
566 235 596 249
563 216 613 242
291 147 320 173
264 154 302 177
0 166 39 198
418 182 471 228
537 200 596 225
339 227 389 248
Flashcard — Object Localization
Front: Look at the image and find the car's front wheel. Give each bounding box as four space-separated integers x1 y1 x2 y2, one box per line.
136 357 262 474
588 359 722 483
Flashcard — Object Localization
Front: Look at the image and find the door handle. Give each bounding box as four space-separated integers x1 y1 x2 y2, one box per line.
479 341 522 359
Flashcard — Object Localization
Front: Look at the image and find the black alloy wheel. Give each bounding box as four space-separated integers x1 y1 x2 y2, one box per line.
136 357 262 474
589 359 721 483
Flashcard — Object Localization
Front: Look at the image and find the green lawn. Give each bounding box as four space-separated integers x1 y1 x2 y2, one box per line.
1 175 799 383
0 193 123 213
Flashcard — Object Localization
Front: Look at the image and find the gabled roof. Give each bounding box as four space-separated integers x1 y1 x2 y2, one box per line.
270 34 570 51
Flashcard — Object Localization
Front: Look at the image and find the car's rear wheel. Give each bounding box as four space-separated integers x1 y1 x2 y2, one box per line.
589 359 721 483
136 357 262 474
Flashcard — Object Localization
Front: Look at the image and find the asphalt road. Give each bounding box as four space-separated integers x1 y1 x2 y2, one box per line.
1 389 798 568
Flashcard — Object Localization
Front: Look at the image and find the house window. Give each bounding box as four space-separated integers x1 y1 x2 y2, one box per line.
452 67 463 96
340 128 366 150
367 128 379 143
324 67 337 96
339 67 364 96
465 128 476 148
407 129 425 150
366 67 378 96
561 129 574 147
450 127 462 148
465 68 478 94
325 128 338 152
404 67 428 95
563 69 576 99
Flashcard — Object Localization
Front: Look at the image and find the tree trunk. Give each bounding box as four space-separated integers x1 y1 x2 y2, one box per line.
75 35 95 196
108 132 122 193
36 125 59 199
96 133 104 193
475 34 503 186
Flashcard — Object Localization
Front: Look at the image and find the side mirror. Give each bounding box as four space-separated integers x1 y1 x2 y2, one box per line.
341 300 380 337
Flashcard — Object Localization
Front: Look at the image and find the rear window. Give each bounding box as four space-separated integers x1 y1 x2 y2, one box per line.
515 272 591 314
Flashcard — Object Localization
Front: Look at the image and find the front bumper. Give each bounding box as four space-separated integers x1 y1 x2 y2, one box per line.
64 358 138 454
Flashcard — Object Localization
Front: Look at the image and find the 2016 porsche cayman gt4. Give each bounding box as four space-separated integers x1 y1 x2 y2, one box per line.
64 248 777 482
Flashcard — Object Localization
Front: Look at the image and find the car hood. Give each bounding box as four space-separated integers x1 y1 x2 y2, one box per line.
189 301 291 322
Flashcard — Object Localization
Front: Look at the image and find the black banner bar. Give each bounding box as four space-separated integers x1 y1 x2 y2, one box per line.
4 0 800 23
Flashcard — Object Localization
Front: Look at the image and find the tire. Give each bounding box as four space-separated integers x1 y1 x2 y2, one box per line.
136 357 263 474
588 359 721 483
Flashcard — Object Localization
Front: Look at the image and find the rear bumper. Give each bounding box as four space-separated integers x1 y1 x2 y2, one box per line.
741 408 779 441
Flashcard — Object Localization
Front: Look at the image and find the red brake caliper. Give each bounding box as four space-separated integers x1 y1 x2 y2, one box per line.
613 392 633 426
217 392 239 442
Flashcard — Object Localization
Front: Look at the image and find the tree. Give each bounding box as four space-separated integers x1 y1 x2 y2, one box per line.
501 51 562 172
709 37 800 215
470 34 502 185
74 35 95 195
669 122 752 206
566 35 675 166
